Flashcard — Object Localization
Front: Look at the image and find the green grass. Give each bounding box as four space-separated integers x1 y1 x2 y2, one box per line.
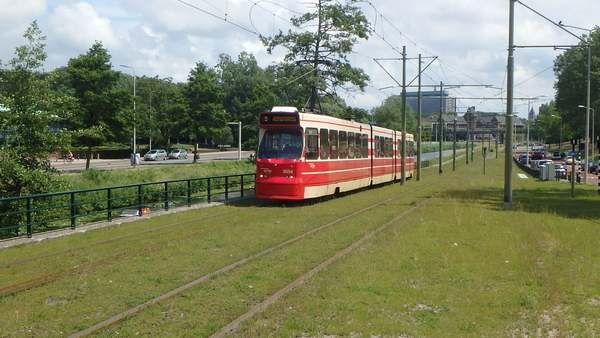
231 154 600 337
1 150 599 337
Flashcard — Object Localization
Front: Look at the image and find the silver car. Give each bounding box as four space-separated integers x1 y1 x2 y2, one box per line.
144 149 168 161
168 149 188 159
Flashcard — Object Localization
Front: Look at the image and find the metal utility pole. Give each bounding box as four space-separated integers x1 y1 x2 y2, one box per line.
375 54 437 183
453 118 457 171
228 121 242 160
438 81 444 175
417 55 423 181
375 58 489 178
120 64 137 166
401 46 408 185
504 0 515 210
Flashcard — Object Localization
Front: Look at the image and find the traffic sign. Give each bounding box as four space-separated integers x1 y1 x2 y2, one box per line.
570 151 579 156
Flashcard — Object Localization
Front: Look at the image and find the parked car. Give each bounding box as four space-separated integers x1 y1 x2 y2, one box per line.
518 154 530 165
168 149 188 159
580 161 599 174
565 156 580 165
554 164 567 180
536 159 554 169
530 151 545 160
144 149 168 161
551 152 562 160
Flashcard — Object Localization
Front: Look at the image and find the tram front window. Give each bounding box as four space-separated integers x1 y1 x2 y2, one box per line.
258 129 303 159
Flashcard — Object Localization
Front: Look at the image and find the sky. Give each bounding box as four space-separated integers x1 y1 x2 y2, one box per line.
1 0 598 119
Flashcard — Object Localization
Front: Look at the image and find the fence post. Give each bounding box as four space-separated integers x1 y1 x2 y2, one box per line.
240 174 244 198
207 178 211 204
70 192 76 229
187 180 192 207
225 176 229 203
164 182 169 210
107 188 112 221
27 197 32 238
137 185 143 216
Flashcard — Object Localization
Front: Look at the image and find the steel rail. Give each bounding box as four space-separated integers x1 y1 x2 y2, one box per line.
69 166 478 338
210 164 480 337
0 208 283 298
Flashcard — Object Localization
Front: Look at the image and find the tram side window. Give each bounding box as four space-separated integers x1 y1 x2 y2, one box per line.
305 128 319 160
348 132 355 158
385 137 392 157
355 134 362 159
320 129 328 159
375 136 381 158
330 130 339 159
408 141 415 157
362 134 369 157
339 131 348 159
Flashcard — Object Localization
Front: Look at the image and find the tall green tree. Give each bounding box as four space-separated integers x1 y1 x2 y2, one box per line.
553 27 600 141
344 106 370 123
216 52 279 148
183 62 227 161
0 21 71 198
133 76 186 150
66 41 130 169
261 0 371 111
371 95 417 133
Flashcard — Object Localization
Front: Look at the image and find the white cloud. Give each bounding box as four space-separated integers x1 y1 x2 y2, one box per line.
0 0 46 63
47 2 121 53
0 0 46 21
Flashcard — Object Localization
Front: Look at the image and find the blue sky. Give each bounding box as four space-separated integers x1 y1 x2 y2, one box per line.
1 0 598 118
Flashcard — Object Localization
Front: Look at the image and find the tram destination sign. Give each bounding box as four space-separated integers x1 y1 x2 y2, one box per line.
260 112 300 125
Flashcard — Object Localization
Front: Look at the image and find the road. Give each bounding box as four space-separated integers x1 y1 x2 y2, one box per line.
52 150 256 172
513 147 598 186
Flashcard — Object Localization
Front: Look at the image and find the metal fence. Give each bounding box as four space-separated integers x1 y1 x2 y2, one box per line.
0 173 255 239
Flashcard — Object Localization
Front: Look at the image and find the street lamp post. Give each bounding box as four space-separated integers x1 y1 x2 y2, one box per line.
551 115 562 155
453 117 457 171
579 105 595 162
526 121 530 166
149 90 158 151
120 65 137 166
228 121 242 160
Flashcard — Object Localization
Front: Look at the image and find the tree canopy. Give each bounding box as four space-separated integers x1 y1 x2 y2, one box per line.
66 41 130 169
553 27 600 144
261 0 371 111
0 21 70 197
371 95 417 133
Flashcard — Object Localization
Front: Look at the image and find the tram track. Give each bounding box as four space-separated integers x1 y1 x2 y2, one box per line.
212 164 482 337
0 206 286 298
66 164 481 338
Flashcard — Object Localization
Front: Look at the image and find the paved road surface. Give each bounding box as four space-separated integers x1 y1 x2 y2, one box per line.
52 150 256 172
513 147 598 187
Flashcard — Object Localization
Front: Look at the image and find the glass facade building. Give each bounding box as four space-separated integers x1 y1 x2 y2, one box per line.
406 91 456 115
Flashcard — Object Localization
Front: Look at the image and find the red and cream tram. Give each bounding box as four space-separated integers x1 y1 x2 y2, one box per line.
255 106 415 200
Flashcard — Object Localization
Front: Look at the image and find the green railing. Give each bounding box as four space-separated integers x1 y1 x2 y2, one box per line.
0 173 255 239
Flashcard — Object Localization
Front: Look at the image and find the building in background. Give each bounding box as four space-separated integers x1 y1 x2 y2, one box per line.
406 90 457 116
